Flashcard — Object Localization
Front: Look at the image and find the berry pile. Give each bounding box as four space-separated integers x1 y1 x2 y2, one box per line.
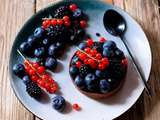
24 60 58 93
13 63 43 98
13 3 87 111
19 3 87 71
13 58 58 97
76 39 110 70
70 38 128 94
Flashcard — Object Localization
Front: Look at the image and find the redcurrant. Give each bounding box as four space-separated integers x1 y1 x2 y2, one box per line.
57 19 63 25
86 39 94 46
72 103 81 111
80 20 87 28
99 37 106 43
69 4 78 12
51 19 57 26
76 61 82 68
63 16 70 21
37 66 45 74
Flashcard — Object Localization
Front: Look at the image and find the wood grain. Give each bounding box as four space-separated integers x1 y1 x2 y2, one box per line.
1 0 160 120
0 0 35 120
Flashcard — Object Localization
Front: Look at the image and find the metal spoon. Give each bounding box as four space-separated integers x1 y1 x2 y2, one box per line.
103 9 152 96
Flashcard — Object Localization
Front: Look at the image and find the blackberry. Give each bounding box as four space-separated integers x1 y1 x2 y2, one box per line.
54 6 71 18
26 81 42 99
114 48 125 60
108 78 120 90
46 25 69 42
79 65 90 77
93 42 103 52
109 59 126 79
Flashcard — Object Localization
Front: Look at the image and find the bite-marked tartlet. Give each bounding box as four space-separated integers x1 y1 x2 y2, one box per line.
69 38 128 99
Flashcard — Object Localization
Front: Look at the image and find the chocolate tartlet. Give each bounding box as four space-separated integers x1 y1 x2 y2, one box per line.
69 38 128 99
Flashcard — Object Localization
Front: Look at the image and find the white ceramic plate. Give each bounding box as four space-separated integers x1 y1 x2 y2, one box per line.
9 0 152 119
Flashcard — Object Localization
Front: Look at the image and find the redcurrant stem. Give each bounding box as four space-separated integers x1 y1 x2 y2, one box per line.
76 47 100 63
17 49 25 60
76 47 121 63
17 49 58 92
17 49 42 78
42 18 53 20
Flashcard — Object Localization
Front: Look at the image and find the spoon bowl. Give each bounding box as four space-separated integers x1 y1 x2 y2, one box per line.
103 9 126 36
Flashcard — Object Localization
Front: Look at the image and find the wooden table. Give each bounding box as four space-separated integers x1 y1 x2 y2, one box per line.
0 0 160 120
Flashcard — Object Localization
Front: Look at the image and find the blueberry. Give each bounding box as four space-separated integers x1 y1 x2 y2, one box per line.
34 47 45 58
73 9 83 19
42 38 50 46
27 35 37 47
71 56 79 65
103 48 114 58
22 75 31 85
19 42 31 55
103 41 116 50
34 27 45 39
45 57 57 71
52 95 66 112
115 48 124 59
48 44 58 57
95 70 105 78
13 64 25 78
78 42 87 50
69 65 79 77
85 73 98 91
99 79 110 93
74 75 85 89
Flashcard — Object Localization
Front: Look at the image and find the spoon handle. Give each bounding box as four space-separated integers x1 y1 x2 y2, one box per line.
120 36 152 97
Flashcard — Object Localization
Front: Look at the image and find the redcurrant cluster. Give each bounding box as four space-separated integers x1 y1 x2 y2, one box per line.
42 16 71 28
76 39 109 70
42 16 87 29
69 3 87 28
42 4 87 29
24 60 58 93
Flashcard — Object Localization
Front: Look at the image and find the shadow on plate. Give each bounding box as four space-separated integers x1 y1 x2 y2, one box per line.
95 57 139 105
61 101 72 114
54 61 64 73
38 90 51 104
